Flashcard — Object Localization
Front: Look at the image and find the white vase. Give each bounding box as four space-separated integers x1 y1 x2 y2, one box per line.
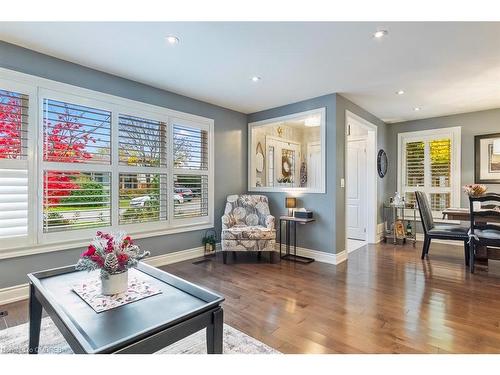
473 201 482 211
101 270 128 295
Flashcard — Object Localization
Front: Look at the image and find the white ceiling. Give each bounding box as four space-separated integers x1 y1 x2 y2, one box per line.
1 22 500 123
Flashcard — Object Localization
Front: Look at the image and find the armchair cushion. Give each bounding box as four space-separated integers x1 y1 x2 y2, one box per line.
222 225 276 240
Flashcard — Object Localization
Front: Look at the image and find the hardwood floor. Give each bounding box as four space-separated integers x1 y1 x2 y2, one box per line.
3 241 500 353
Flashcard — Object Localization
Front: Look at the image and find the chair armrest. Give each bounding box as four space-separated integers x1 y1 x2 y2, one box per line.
265 215 275 230
221 214 231 230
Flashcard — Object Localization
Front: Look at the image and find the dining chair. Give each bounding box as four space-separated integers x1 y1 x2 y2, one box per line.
468 193 500 273
415 191 470 264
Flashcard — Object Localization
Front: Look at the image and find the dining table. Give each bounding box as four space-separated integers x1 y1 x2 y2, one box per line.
442 207 500 270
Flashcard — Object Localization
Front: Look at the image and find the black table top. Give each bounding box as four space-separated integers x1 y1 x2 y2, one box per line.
28 262 224 353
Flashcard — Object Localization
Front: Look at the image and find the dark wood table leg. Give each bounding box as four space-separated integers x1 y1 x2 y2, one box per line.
286 221 291 256
28 283 42 354
279 219 282 258
206 307 223 354
294 221 297 258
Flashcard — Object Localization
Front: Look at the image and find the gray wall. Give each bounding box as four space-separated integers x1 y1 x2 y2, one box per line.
335 95 388 252
247 94 337 253
248 94 388 254
387 108 500 208
0 41 247 288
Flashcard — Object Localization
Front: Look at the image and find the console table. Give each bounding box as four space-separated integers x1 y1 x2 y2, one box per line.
279 216 315 264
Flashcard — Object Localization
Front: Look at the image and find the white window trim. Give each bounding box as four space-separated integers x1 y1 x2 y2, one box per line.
397 126 462 216
0 67 214 259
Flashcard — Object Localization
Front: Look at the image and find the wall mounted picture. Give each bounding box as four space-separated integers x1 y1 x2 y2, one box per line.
278 149 295 184
475 133 500 184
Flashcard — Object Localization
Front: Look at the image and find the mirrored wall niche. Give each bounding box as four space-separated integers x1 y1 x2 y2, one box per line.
248 108 326 193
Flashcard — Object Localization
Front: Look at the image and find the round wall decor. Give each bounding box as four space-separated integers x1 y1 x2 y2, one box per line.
377 149 388 178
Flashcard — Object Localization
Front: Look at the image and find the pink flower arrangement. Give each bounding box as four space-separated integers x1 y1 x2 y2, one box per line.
76 231 150 277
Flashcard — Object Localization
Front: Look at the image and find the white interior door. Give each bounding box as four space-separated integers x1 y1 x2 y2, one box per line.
307 142 321 189
346 138 367 240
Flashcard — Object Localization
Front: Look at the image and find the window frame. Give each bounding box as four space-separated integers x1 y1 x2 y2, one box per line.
397 126 461 217
0 79 38 250
170 116 213 227
0 68 214 259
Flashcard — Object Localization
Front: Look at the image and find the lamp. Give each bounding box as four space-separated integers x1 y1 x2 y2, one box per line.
493 138 500 155
285 197 297 217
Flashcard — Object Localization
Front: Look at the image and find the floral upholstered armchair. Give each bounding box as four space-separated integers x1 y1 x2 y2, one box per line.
221 194 276 263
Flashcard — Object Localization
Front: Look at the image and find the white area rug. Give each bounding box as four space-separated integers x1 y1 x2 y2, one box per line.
0 317 279 354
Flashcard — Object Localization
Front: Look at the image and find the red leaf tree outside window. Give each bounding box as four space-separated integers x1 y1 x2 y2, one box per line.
1 96 101 204
0 97 22 159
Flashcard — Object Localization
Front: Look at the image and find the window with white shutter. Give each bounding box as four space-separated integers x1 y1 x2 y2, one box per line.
41 93 113 236
0 86 31 245
0 70 214 255
172 121 210 221
399 127 461 217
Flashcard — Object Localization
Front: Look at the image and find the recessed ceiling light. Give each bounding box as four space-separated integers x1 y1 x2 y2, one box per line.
373 29 388 39
251 76 261 82
165 35 180 45
413 107 421 111
396 90 405 95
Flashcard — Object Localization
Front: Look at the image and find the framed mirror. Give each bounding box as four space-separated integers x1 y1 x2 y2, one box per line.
248 108 326 193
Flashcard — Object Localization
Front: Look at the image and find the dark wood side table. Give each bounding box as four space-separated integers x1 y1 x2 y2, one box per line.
27 262 224 354
279 216 315 264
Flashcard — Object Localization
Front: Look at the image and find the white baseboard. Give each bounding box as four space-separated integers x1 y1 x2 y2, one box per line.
0 246 206 306
275 245 346 265
0 284 29 306
144 246 205 267
376 223 385 243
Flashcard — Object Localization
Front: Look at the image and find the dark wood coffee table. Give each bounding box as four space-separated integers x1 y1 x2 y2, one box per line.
27 262 224 354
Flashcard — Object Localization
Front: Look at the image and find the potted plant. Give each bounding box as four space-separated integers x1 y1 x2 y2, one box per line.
463 184 487 210
202 232 217 254
76 231 150 295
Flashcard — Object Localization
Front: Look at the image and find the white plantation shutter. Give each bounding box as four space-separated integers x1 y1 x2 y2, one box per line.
43 171 111 232
173 124 208 170
430 139 451 188
0 169 28 239
173 174 208 219
119 173 167 224
404 141 425 207
118 113 169 227
400 128 460 216
0 87 31 244
118 114 167 168
41 94 114 236
43 98 112 164
172 121 210 221
405 141 425 187
0 89 28 160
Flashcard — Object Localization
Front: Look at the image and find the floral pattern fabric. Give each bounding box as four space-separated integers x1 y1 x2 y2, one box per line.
221 195 276 252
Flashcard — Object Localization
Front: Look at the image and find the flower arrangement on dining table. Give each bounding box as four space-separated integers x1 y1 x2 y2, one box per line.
76 231 150 279
463 184 487 197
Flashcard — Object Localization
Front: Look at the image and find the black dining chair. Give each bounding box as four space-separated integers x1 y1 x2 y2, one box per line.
468 193 500 273
415 191 470 264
